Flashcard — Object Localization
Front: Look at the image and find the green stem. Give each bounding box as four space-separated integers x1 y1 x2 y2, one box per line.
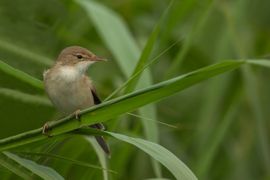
0 60 244 151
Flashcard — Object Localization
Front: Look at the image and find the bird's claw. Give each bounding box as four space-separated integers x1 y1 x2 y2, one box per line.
42 122 52 137
42 109 81 137
74 109 81 121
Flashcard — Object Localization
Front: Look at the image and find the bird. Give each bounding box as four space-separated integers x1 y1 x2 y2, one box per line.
43 46 110 155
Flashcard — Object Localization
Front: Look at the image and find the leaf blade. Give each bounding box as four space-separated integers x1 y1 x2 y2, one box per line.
247 59 270 68
106 131 197 180
124 24 160 93
0 60 245 152
76 0 162 176
0 60 43 90
0 88 51 106
3 152 64 180
0 153 32 179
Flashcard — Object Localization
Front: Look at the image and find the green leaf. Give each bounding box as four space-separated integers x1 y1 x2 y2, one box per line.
0 88 51 106
76 0 161 176
104 40 181 102
243 59 270 166
105 24 161 100
165 0 215 78
242 66 270 168
0 39 53 66
75 0 158 139
80 61 243 127
0 153 32 179
0 60 43 90
85 137 109 180
3 152 64 180
247 59 270 68
124 24 160 93
0 60 245 152
76 0 140 76
15 151 115 173
106 131 197 180
75 128 196 180
195 87 241 178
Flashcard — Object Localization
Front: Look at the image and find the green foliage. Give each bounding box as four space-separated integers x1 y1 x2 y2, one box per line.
0 0 270 179
2 152 64 180
0 60 43 90
107 131 197 180
76 0 162 176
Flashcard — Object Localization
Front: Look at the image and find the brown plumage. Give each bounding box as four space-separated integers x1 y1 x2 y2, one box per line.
43 46 110 155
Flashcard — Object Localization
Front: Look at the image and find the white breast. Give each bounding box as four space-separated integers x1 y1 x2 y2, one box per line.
44 66 94 115
59 66 81 82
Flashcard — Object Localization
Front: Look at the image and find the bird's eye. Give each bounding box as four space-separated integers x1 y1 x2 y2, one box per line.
76 54 83 59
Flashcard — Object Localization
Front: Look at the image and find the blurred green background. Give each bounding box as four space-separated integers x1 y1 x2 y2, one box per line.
0 0 270 179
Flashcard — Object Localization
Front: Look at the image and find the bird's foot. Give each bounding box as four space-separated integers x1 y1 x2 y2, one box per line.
42 122 52 137
74 109 81 121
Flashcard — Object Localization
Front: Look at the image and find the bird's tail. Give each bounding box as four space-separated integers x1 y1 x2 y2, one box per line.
90 123 110 156
94 136 110 156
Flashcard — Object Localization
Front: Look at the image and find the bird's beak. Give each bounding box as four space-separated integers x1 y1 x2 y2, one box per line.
92 55 108 62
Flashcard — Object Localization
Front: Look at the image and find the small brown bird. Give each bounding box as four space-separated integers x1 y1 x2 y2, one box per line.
43 46 110 155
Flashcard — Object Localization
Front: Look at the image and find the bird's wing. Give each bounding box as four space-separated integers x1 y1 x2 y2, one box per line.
90 86 102 105
90 86 105 130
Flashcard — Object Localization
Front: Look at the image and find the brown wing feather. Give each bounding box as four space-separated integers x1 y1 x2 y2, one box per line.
91 88 102 105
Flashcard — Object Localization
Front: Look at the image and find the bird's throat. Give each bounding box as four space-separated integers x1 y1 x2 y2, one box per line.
58 66 83 82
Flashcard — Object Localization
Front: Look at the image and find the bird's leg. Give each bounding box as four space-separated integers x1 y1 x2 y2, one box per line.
42 122 52 137
74 109 81 121
43 109 81 137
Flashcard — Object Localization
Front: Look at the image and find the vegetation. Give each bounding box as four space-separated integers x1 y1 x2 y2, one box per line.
0 0 270 179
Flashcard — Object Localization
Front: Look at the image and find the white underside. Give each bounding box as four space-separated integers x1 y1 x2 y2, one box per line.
44 64 94 115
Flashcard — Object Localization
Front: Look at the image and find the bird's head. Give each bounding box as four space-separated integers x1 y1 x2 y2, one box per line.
56 46 106 73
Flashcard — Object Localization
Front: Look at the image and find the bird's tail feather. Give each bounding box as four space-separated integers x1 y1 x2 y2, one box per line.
90 123 110 156
94 136 110 156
